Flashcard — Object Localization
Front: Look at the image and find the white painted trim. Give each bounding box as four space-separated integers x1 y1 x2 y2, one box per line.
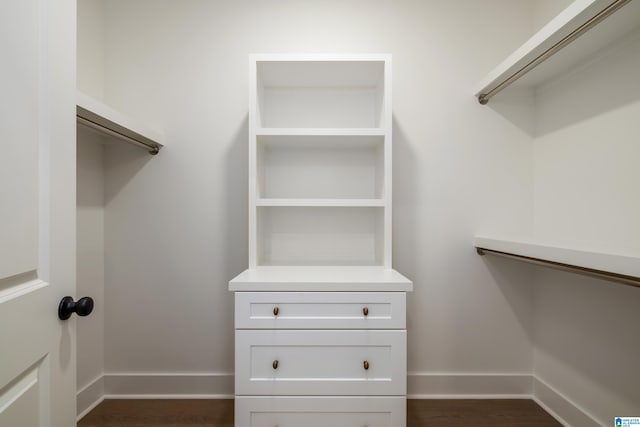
75 372 601 427
76 396 104 422
103 394 235 399
103 373 234 398
76 375 104 421
411 394 533 399
0 278 47 304
92 372 538 398
532 377 601 427
249 53 392 62
255 198 385 207
407 373 533 398
255 128 385 136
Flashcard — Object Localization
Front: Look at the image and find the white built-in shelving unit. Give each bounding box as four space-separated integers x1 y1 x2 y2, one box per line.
249 55 393 268
474 0 640 287
76 91 164 154
230 54 412 426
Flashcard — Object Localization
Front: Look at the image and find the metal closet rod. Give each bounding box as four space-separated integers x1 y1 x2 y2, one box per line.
478 0 631 105
77 116 160 155
476 247 640 288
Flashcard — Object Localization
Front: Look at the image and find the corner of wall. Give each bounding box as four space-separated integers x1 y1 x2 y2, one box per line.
532 376 601 427
76 375 104 422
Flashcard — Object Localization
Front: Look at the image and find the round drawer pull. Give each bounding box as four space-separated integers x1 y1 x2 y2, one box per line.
363 360 369 370
272 360 279 370
362 307 369 316
273 306 279 316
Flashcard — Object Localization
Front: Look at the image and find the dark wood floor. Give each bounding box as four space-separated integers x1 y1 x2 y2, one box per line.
78 399 561 427
407 399 561 426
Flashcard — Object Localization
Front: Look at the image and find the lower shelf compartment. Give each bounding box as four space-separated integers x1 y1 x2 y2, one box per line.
235 396 406 427
257 206 384 266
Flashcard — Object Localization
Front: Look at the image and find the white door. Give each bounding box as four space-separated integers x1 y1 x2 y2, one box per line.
0 0 76 426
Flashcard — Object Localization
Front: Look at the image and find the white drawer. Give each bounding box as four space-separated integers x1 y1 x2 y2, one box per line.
235 396 406 427
235 330 406 396
235 292 406 329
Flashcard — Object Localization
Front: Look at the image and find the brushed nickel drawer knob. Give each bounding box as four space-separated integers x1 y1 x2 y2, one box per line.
273 360 279 370
363 360 369 370
273 306 279 316
362 307 369 316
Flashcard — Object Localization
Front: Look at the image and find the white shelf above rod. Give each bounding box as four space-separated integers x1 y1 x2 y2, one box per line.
76 91 164 155
476 0 631 105
475 237 640 288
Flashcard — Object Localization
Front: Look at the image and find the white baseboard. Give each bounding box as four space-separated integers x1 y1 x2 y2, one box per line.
407 373 533 398
76 375 105 421
103 372 234 399
79 372 534 404
532 377 601 427
76 372 602 427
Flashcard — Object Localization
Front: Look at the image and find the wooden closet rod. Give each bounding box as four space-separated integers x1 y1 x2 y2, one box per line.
478 0 631 105
476 247 640 288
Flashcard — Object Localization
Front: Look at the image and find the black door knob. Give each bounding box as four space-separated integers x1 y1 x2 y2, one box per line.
58 296 94 320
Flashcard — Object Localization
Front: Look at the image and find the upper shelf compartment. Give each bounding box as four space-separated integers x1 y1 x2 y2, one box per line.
475 0 640 104
76 91 164 154
253 54 389 129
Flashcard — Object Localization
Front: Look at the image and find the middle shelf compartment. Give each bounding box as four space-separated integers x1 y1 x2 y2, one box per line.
256 134 385 199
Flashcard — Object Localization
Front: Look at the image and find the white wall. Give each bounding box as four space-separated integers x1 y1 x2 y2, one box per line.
533 31 640 254
77 0 105 99
76 129 106 411
86 0 537 396
531 30 640 425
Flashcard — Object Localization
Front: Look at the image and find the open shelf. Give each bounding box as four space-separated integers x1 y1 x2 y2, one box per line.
475 236 640 287
257 134 384 199
475 0 640 103
256 199 385 207
257 207 384 267
254 55 388 129
76 91 164 154
248 54 393 269
256 128 386 136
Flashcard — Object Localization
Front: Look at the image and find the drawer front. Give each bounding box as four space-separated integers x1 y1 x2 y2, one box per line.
235 330 406 396
235 396 406 427
235 292 406 329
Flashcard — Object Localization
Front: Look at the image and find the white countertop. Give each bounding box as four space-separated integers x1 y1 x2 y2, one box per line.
229 266 413 292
